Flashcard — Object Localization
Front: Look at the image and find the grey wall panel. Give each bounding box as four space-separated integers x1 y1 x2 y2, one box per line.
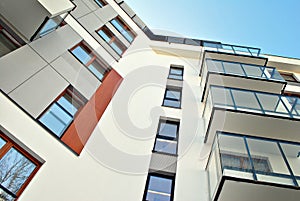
0 45 47 94
9 66 69 118
94 4 118 23
149 153 177 173
92 32 121 60
119 2 135 18
71 0 93 19
51 52 100 100
29 25 82 63
0 0 49 41
78 12 104 32
82 0 100 11
167 79 183 88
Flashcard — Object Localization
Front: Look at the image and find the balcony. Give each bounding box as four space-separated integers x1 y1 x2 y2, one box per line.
200 59 286 102
202 42 267 66
203 86 300 145
0 0 74 41
207 132 300 201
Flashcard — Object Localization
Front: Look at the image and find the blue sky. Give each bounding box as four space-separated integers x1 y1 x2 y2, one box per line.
125 0 300 58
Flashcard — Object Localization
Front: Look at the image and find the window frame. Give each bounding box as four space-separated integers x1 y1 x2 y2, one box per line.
168 66 184 81
70 41 109 81
162 87 182 109
153 119 180 155
0 130 42 199
94 0 107 8
143 172 175 201
38 86 87 138
96 25 127 56
110 16 136 43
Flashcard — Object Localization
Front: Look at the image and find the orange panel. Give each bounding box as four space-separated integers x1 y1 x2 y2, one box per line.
61 69 123 155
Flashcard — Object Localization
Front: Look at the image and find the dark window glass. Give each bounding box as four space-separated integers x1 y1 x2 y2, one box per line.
39 86 87 138
97 26 127 55
163 88 182 108
154 120 179 154
280 72 298 83
0 26 20 57
111 17 136 43
144 174 174 201
94 0 107 7
71 41 108 81
0 132 41 200
168 67 183 80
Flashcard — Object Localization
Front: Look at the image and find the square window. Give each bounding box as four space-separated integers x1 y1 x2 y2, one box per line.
154 120 179 155
0 131 42 200
97 25 127 55
70 41 109 81
111 16 136 43
38 86 87 138
168 66 183 80
162 87 182 108
144 174 175 201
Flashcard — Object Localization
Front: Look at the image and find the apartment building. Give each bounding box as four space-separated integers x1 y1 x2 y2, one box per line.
0 0 299 201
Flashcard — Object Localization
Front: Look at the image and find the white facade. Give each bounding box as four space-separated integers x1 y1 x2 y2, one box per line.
0 0 299 201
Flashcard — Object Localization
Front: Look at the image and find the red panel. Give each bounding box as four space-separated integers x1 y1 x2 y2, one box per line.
61 69 123 155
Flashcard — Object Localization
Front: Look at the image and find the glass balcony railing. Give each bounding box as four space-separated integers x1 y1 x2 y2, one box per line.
207 132 300 199
210 86 300 119
203 41 261 57
205 59 285 82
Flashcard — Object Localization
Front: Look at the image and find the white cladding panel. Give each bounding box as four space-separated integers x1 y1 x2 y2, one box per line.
0 45 47 93
9 66 69 118
51 52 100 99
29 25 82 63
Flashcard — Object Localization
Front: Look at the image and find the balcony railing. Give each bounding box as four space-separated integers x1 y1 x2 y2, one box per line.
206 59 285 82
203 41 261 57
210 86 300 119
207 132 300 199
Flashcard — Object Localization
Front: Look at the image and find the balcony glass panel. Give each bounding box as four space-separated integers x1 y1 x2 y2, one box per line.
210 86 300 119
247 139 294 186
203 42 261 56
208 132 300 191
205 59 285 82
219 134 254 180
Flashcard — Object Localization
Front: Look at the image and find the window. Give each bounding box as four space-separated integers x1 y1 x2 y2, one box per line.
111 16 136 43
162 87 182 108
280 72 299 83
168 66 183 80
70 41 109 81
38 86 87 138
221 153 271 173
153 119 179 155
94 0 107 8
97 25 127 55
0 26 20 57
143 173 175 201
0 131 41 200
37 15 66 38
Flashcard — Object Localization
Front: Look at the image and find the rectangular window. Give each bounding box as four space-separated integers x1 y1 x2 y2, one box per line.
70 41 109 81
0 131 41 200
153 119 179 155
37 15 66 38
143 173 175 201
111 16 136 43
168 66 183 80
162 87 182 108
97 25 127 55
94 0 107 8
38 86 87 138
0 26 20 57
